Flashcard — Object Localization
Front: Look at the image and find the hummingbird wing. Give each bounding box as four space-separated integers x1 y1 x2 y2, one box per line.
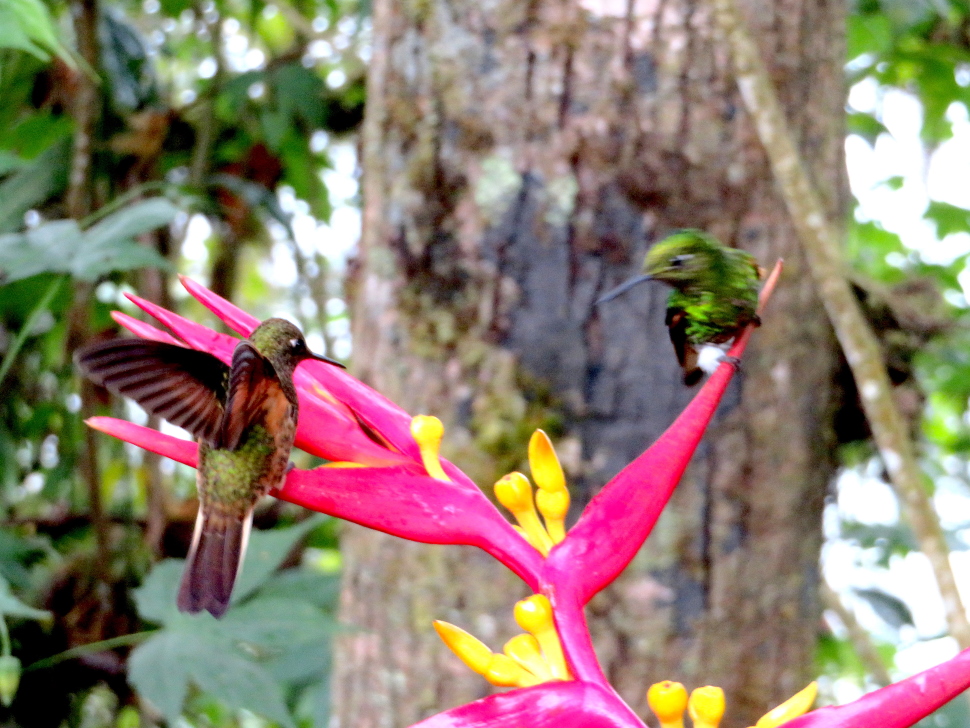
665 307 701 385
75 338 229 442
216 341 291 451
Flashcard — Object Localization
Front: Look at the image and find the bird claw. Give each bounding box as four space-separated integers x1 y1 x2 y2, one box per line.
286 461 295 473
718 354 742 371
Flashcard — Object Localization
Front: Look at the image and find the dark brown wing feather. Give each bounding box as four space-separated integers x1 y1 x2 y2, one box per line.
217 342 286 450
75 339 229 443
665 307 701 385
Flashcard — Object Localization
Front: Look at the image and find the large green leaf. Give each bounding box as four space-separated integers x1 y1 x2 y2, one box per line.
231 515 326 602
129 629 295 728
0 198 176 282
0 0 73 63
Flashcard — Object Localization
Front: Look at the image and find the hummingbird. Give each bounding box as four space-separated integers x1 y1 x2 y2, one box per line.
598 230 762 386
75 318 344 617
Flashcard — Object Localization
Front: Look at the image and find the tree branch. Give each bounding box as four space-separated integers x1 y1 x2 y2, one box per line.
709 0 970 648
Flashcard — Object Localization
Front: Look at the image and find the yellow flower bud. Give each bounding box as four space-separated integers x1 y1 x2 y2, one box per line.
647 680 688 728
528 430 566 493
503 634 552 681
484 653 542 688
689 686 726 728
411 415 449 481
495 473 553 555
535 488 569 543
513 595 570 680
433 620 493 674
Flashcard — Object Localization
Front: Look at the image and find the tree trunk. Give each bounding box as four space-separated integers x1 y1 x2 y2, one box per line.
338 0 845 726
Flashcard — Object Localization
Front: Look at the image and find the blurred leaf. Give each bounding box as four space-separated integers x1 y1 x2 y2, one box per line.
854 587 915 629
0 0 74 64
218 597 337 649
129 631 294 728
0 198 175 282
231 515 325 602
133 559 183 625
99 10 159 112
925 200 970 239
0 575 49 621
847 112 889 145
848 13 893 59
0 139 70 233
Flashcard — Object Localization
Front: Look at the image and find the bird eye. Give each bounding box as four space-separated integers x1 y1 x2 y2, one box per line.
289 338 303 351
670 254 694 267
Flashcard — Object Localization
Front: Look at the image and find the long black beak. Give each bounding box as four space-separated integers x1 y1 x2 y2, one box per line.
595 274 654 305
309 351 347 369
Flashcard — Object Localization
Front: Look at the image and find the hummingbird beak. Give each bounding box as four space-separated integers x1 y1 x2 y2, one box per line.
308 351 347 369
595 274 654 305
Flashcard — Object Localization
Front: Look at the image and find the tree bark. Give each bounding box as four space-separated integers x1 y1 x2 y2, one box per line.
338 0 845 726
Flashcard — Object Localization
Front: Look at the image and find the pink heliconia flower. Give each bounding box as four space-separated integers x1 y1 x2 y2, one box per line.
87 276 543 588
86 270 970 728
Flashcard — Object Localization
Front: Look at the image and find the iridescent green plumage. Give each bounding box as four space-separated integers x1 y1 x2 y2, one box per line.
642 230 761 385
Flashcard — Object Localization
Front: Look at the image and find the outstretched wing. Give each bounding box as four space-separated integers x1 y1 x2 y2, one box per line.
217 341 291 451
75 338 229 443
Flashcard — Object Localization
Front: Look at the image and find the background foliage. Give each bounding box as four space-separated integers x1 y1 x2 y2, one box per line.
1 0 970 725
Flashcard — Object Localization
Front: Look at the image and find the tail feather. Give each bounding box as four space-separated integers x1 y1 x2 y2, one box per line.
177 507 253 618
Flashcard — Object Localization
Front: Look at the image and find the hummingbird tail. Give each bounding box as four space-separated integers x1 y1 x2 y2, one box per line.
177 507 253 618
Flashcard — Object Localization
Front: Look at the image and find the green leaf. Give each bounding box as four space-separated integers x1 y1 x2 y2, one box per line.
192 648 295 728
0 575 50 621
0 0 74 64
218 597 337 649
0 198 175 282
847 112 889 145
127 633 191 721
133 559 184 625
925 200 970 238
847 13 893 59
0 139 70 233
231 515 326 603
129 624 296 728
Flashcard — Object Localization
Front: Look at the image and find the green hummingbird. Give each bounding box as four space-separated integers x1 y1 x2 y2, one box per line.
598 230 762 385
75 318 344 617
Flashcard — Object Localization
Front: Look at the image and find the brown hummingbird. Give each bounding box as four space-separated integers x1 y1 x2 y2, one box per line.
75 318 344 617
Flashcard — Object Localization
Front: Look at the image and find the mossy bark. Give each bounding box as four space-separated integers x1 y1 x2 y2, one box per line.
338 0 845 725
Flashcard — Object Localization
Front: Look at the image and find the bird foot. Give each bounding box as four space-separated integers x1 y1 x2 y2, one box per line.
717 354 742 371
285 461 295 473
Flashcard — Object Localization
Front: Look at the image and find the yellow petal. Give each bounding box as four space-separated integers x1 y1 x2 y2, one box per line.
647 681 688 728
495 473 553 556
529 429 567 492
411 415 449 481
503 634 553 681
484 653 542 688
755 682 818 728
535 488 569 543
433 620 492 674
513 595 570 680
319 461 370 468
689 686 726 728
